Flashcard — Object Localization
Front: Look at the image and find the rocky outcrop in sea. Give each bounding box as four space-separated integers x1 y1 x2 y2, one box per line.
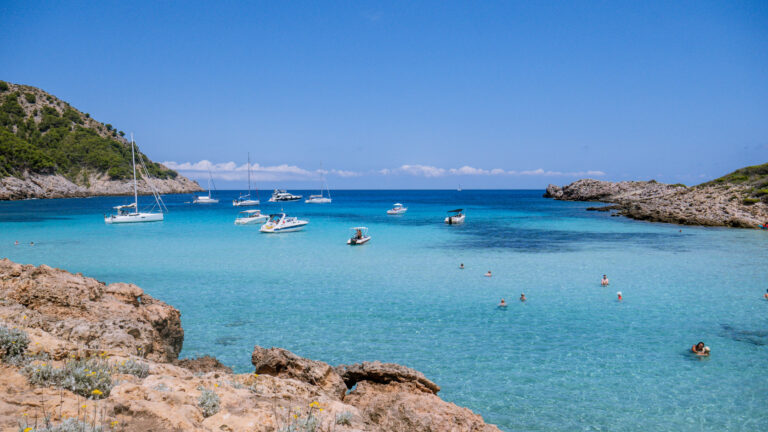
544 178 768 228
0 172 202 200
0 259 500 431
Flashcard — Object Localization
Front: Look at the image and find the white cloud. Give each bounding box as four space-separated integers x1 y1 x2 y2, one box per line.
162 160 361 182
397 165 447 177
378 165 605 178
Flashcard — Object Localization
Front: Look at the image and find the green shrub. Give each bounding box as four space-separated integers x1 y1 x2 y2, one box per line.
743 198 760 205
0 325 29 362
0 81 8 92
335 411 353 425
197 388 220 418
62 108 82 124
115 358 149 378
23 357 112 399
105 123 113 131
24 93 36 103
18 417 106 432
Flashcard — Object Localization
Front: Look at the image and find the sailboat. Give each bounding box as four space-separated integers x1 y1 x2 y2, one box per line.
233 153 259 206
194 170 219 204
105 134 166 224
305 171 332 204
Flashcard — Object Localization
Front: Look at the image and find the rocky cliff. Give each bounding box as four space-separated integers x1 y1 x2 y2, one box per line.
0 259 500 432
0 80 202 200
544 173 768 228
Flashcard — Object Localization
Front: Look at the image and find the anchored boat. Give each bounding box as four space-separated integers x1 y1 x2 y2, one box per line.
234 209 268 225
260 213 308 233
268 189 302 202
387 203 407 215
233 153 259 206
194 170 219 204
105 134 166 224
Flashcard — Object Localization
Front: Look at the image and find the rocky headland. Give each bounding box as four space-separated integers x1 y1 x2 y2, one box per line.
0 172 202 201
0 81 202 200
0 259 499 431
544 163 768 228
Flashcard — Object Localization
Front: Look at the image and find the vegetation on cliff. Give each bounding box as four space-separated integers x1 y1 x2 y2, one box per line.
0 80 177 182
701 162 768 204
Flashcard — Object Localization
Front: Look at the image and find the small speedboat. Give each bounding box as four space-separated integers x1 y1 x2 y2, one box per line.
268 189 302 202
260 213 308 233
347 226 371 245
234 209 268 225
387 203 407 215
445 209 465 225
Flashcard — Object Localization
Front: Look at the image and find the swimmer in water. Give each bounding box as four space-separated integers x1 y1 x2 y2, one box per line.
691 341 710 356
520 293 526 302
29 241 34 246
485 271 492 277
498 298 507 307
764 289 768 300
459 263 464 269
14 241 19 245
617 291 622 301
601 275 609 286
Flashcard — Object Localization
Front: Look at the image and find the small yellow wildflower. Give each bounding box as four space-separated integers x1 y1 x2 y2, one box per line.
23 428 32 432
22 412 28 417
319 408 324 412
22 315 27 320
111 420 119 427
293 414 298 419
92 389 103 396
214 383 219 388
309 401 320 408
41 363 46 367
81 404 87 409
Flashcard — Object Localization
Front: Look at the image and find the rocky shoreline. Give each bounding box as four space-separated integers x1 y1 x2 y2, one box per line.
0 172 202 200
0 259 499 431
544 178 768 228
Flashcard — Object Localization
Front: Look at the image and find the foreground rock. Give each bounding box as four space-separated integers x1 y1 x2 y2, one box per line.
545 178 768 228
0 260 500 431
0 171 201 200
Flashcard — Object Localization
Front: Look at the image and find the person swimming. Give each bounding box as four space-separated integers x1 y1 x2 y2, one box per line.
485 271 492 277
14 241 19 245
520 293 526 302
498 298 507 307
617 291 622 301
459 263 464 269
764 289 768 300
691 341 710 356
601 275 609 286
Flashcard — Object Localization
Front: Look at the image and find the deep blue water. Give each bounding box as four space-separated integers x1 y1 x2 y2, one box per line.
1 190 767 431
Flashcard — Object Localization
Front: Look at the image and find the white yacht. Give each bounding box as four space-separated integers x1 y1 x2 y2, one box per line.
347 227 371 245
445 209 465 225
305 174 332 204
387 203 407 215
194 170 219 204
105 135 166 224
233 153 259 206
234 209 268 225
268 189 302 202
260 213 309 233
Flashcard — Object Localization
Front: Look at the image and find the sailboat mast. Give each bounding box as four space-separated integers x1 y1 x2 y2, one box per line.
131 133 138 208
247 152 251 196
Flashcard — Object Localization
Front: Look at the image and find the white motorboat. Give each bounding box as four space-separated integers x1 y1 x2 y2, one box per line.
260 213 309 233
445 209 465 225
235 209 268 225
233 153 259 206
387 203 407 215
194 170 219 204
268 189 302 202
347 227 371 245
305 172 332 203
105 134 166 224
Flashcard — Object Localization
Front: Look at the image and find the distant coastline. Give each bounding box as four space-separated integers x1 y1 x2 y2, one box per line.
545 168 768 228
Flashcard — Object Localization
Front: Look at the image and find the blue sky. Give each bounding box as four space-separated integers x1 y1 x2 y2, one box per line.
1 0 767 189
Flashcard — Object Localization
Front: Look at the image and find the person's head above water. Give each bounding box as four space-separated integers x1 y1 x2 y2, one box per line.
696 342 705 350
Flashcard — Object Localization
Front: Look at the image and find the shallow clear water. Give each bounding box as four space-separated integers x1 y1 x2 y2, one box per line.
1 190 766 431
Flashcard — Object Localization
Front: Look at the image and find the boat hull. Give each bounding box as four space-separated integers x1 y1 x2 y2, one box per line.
233 200 260 206
387 208 407 215
235 215 268 225
194 198 219 204
306 198 331 204
268 197 301 202
260 223 307 233
105 213 164 224
347 236 371 245
445 215 465 225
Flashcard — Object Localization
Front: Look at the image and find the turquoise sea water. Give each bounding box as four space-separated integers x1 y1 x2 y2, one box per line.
1 190 767 431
